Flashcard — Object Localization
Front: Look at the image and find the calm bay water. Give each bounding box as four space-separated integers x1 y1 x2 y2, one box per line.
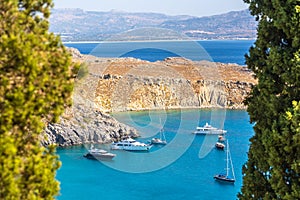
56 109 253 200
57 40 255 199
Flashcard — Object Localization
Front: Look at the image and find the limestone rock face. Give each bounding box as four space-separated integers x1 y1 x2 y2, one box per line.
43 105 138 146
91 57 256 112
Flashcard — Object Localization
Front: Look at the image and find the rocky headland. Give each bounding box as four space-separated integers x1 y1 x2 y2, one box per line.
43 105 138 147
44 48 256 146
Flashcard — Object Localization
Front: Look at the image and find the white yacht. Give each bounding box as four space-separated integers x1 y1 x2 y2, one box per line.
193 122 227 135
84 146 116 160
111 138 152 151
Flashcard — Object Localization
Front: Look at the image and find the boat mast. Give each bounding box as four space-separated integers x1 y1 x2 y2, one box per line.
161 128 166 141
160 117 166 142
226 140 229 177
228 141 236 180
159 117 162 140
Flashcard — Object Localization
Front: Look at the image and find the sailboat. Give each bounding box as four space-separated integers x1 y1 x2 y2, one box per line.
214 140 235 183
151 118 167 145
151 128 167 145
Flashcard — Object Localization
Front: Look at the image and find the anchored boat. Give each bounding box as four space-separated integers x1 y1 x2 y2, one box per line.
151 126 167 145
193 122 227 135
214 140 235 183
84 146 116 160
111 138 152 151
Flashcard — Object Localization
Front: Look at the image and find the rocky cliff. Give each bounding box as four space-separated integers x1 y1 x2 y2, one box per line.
44 49 256 146
91 57 256 112
43 49 140 147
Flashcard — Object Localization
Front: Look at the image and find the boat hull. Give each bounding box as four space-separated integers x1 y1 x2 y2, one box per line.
214 175 235 183
218 135 226 142
151 138 167 145
111 144 152 151
111 138 152 151
84 153 116 160
193 130 226 135
151 141 167 145
215 142 225 150
193 122 227 135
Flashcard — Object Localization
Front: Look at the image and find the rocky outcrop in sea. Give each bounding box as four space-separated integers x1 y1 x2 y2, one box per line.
43 105 138 146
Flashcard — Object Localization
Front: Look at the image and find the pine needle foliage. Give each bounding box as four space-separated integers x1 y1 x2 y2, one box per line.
0 0 77 199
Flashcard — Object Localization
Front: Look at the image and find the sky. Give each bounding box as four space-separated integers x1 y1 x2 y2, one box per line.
53 0 248 17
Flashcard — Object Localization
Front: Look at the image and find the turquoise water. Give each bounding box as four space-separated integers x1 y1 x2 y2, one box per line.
56 109 253 200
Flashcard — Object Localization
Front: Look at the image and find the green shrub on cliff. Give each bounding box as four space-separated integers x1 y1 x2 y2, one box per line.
239 0 300 199
0 0 77 199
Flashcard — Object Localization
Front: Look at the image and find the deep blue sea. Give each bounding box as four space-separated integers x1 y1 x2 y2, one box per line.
57 40 255 200
64 40 254 65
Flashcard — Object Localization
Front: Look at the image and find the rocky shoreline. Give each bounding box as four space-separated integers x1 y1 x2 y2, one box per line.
43 105 138 147
44 48 256 146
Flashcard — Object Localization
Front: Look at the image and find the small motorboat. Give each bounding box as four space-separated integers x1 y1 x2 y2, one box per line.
215 142 225 150
84 146 116 160
218 135 226 142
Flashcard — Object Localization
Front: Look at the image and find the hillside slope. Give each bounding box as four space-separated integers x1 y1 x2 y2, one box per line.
50 9 257 41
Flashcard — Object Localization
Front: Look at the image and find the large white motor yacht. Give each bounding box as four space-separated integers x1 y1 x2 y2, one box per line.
193 122 227 135
111 138 152 151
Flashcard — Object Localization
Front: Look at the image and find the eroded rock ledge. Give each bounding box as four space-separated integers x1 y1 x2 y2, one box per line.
43 105 138 147
90 57 256 111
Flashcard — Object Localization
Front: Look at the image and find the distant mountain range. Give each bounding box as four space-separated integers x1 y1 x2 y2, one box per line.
49 9 257 42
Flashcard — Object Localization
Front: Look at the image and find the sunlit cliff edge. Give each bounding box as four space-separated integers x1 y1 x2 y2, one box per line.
92 57 256 112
